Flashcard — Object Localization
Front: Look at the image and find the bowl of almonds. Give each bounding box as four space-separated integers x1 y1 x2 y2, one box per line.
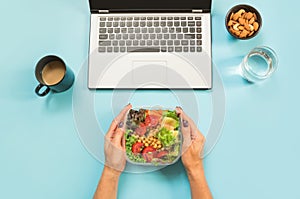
226 4 262 39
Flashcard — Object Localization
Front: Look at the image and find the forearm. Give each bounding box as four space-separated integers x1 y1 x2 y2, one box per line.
186 162 213 199
93 166 121 199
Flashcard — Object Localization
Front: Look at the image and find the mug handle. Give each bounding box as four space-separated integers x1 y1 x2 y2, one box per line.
35 84 50 97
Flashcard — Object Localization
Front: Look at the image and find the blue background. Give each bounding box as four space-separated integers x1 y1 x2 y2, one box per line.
1 0 299 198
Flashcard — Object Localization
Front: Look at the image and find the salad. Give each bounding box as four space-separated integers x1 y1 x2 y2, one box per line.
125 108 181 165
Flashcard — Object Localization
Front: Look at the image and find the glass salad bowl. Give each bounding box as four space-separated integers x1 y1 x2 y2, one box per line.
125 108 182 166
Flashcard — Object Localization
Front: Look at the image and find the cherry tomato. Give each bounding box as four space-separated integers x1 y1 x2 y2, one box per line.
135 123 147 136
132 142 144 154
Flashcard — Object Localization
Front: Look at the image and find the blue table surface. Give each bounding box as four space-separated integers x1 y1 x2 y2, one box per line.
1 0 300 198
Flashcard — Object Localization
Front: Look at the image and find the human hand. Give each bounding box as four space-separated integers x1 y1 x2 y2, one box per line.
104 104 132 174
176 107 206 174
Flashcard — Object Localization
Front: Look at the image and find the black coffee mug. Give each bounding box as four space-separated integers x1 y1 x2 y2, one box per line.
35 55 75 97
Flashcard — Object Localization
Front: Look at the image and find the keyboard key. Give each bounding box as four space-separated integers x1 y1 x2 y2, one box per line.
196 28 202 33
148 28 154 33
133 40 139 46
174 40 180 45
162 28 168 33
109 34 115 39
171 34 176 39
136 34 142 39
181 40 188 45
169 28 175 33
100 17 106 21
175 47 182 52
157 34 163 39
99 40 111 46
142 28 147 33
98 47 106 52
196 21 202 26
140 22 146 27
197 40 202 46
161 47 167 52
114 28 120 33
154 40 159 46
154 22 159 27
120 22 125 27
114 47 119 52
141 17 146 20
190 28 195 33
181 21 187 26
147 40 152 46
188 21 195 26
129 34 135 39
100 22 105 27
99 34 108 39
127 47 160 52
128 28 134 33
176 28 181 33
121 17 126 21
107 22 112 27
114 17 120 21
108 28 113 33
99 28 106 33
181 17 186 20
113 41 118 46
134 17 140 20
121 28 127 33
195 17 201 20
167 40 173 45
150 34 156 39
113 22 119 27
190 47 195 52
161 17 166 20
184 34 195 39
135 28 141 33
120 47 126 52
107 47 113 52
183 28 188 33
123 34 128 39
197 47 202 52
147 17 153 20
143 34 149 39
183 47 189 52
177 34 183 39
174 17 179 20
127 17 133 20
168 47 174 52
140 40 146 46
154 17 159 20
133 22 139 27
188 17 193 20
164 34 169 39
190 40 195 45
108 17 113 21
155 28 161 33
119 41 125 46
197 34 202 39
167 21 173 27
161 22 166 27
167 17 173 20
126 40 132 46
174 21 180 26
160 40 166 45
127 22 133 27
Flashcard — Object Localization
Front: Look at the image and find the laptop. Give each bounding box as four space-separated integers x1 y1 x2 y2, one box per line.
88 0 212 89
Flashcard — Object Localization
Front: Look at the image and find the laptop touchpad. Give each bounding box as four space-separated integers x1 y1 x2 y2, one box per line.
132 61 167 85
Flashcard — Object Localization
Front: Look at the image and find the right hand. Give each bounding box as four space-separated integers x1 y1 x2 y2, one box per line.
176 107 206 173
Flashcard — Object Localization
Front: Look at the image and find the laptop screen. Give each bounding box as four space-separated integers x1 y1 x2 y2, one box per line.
89 0 212 12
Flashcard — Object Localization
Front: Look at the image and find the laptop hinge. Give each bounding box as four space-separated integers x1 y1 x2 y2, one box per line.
192 9 203 13
98 10 109 13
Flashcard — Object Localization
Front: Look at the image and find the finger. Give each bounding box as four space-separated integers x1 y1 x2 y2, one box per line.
112 127 125 147
176 107 201 140
106 104 132 138
176 108 192 152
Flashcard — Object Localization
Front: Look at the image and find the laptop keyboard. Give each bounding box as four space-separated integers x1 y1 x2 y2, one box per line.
98 16 202 53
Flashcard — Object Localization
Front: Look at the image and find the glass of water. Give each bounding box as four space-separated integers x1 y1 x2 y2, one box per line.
240 46 278 83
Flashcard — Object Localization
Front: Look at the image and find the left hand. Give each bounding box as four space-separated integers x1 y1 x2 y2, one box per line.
104 104 132 173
